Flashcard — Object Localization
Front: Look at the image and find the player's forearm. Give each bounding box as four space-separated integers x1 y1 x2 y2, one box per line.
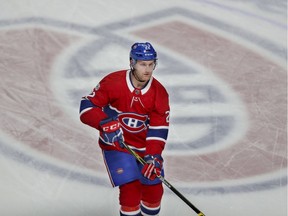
145 140 166 156
80 108 107 130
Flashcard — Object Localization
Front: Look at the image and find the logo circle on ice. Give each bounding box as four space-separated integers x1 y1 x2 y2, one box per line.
0 8 285 194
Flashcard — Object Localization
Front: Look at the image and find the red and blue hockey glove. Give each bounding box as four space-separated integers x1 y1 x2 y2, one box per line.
99 117 124 149
141 154 163 180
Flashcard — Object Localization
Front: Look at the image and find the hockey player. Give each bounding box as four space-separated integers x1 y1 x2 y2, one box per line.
79 42 170 216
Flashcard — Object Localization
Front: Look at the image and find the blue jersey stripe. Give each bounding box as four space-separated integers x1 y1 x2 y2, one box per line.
147 127 168 140
79 98 96 114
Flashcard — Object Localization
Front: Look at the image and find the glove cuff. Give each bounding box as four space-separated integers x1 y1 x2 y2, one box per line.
144 154 163 163
99 117 120 133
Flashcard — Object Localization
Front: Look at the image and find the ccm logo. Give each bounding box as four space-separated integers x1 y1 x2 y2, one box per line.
102 122 120 132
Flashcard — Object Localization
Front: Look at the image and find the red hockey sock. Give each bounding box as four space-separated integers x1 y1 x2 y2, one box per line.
120 205 141 216
119 180 142 206
141 201 161 216
141 183 163 215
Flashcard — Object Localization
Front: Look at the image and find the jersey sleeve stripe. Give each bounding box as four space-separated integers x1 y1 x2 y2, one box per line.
79 107 93 116
146 137 166 142
79 98 97 115
147 127 168 141
148 126 169 130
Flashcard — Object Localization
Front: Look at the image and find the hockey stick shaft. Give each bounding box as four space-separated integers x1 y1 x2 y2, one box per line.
121 141 206 216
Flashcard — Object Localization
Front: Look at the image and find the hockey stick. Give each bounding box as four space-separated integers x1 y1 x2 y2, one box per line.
121 141 206 216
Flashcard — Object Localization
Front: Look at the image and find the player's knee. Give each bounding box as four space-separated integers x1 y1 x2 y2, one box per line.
142 183 163 203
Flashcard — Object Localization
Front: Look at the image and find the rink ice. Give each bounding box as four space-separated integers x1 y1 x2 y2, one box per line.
0 1 287 216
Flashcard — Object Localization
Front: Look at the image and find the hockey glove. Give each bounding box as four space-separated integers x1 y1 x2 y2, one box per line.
141 154 163 180
99 117 124 149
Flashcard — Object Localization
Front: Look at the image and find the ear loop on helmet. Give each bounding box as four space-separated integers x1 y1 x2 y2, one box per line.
153 59 158 70
130 58 140 82
130 58 136 70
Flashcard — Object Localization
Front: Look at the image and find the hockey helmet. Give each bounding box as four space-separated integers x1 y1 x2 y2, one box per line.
130 42 157 61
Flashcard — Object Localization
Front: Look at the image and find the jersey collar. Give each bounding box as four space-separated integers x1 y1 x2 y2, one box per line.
126 70 153 95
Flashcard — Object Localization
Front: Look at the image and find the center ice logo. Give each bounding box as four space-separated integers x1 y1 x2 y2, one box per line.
0 8 286 194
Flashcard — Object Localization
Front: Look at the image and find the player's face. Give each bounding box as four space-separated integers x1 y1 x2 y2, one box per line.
133 60 155 82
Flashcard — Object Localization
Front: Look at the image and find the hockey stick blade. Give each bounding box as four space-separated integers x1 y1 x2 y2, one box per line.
121 141 206 216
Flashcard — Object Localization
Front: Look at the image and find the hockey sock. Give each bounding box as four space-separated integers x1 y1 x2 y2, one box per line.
120 205 141 216
140 201 161 216
119 181 142 216
119 180 141 206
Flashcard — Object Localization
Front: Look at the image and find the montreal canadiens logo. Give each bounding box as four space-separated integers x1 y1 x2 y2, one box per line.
0 6 285 196
118 113 148 133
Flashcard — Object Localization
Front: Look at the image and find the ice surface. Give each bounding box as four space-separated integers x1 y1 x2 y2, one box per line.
0 0 287 215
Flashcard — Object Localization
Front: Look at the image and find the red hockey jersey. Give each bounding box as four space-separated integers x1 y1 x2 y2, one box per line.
80 70 170 156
